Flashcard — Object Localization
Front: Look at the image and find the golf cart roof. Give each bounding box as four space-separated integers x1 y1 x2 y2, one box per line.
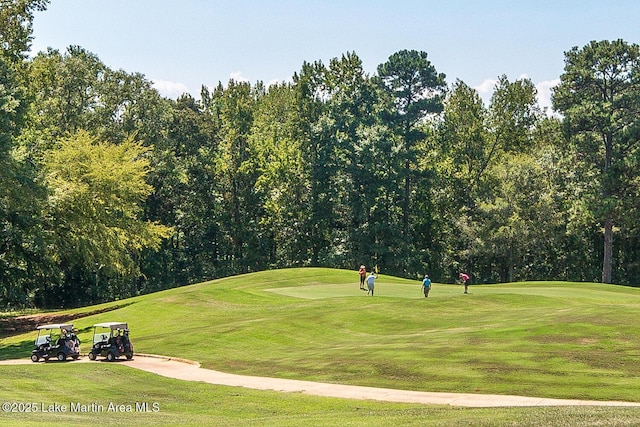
36 324 74 330
93 322 128 329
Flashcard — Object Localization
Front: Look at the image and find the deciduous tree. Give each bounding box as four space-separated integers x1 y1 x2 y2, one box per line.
553 39 640 283
43 130 171 305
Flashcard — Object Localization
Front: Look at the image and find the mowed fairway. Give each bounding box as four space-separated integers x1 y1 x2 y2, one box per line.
2 267 640 425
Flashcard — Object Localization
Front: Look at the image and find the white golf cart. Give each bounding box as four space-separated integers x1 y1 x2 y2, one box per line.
30 323 81 362
87 322 134 362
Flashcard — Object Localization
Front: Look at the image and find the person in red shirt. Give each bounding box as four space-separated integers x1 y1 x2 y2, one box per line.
459 272 470 294
358 265 367 290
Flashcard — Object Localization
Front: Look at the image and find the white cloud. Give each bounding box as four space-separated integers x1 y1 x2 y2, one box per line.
535 79 560 114
473 77 560 116
152 79 190 99
473 78 498 105
229 71 250 82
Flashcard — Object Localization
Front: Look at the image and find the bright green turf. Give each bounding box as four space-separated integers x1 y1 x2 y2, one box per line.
1 363 640 427
2 363 640 427
2 268 640 425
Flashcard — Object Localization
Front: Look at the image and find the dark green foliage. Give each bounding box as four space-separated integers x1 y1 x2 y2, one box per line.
553 39 640 284
0 0 49 63
376 50 447 274
0 0 52 308
3 2 640 308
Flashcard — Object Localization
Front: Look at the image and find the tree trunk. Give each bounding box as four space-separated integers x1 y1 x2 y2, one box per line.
508 244 514 283
403 158 410 238
601 132 614 284
602 212 613 283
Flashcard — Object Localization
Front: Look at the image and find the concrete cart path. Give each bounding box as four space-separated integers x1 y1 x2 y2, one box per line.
2 355 640 408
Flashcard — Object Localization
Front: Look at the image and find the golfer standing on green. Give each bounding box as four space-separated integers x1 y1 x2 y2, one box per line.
358 265 367 290
460 272 470 294
366 271 377 296
422 275 431 298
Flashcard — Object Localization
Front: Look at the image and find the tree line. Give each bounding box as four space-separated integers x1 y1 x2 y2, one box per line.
2 1 640 308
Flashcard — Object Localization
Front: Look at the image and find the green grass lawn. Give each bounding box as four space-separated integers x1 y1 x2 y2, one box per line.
3 363 640 427
2 267 640 425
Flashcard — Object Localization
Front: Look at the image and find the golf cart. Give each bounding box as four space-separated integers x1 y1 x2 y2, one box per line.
30 324 81 362
87 322 134 362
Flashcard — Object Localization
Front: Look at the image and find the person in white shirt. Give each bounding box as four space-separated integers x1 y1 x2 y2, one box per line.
366 272 377 296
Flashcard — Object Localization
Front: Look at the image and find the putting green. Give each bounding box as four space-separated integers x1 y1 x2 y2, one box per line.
265 281 462 299
264 280 639 303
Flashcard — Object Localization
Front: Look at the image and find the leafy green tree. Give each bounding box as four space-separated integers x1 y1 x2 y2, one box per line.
488 75 540 154
0 101 49 307
553 39 640 283
24 47 106 144
249 82 307 267
1 0 50 154
475 152 562 282
320 52 385 268
376 49 446 246
530 116 598 282
142 93 223 288
43 130 171 305
208 80 265 273
433 80 488 279
287 53 402 273
291 60 331 265
18 44 176 300
0 0 49 63
436 80 488 205
0 0 50 308
435 76 541 282
23 46 168 153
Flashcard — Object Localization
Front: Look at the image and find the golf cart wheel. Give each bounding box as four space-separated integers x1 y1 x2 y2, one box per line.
57 352 66 362
30 354 39 362
125 353 133 360
72 355 79 360
88 352 96 360
106 352 115 362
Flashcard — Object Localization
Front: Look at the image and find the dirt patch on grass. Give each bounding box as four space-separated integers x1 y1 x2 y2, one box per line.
0 303 134 336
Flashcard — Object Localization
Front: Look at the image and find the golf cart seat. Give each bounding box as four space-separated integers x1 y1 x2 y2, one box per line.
88 322 134 361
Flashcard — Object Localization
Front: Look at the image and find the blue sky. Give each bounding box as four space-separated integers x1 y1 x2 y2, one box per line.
31 1 640 110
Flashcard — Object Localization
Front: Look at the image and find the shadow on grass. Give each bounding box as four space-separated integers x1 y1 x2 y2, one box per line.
0 339 34 360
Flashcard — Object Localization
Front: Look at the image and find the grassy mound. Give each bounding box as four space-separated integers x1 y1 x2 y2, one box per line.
2 267 640 425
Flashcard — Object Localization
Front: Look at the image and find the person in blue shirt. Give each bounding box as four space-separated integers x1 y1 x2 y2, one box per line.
422 274 431 298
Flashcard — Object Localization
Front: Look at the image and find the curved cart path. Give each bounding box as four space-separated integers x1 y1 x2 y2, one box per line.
2 355 639 408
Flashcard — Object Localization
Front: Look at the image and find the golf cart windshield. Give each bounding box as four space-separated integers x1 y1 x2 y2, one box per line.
92 322 129 344
35 324 74 346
